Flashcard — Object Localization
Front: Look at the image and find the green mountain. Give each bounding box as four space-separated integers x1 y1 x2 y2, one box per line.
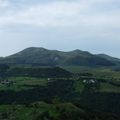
0 47 116 67
97 54 120 64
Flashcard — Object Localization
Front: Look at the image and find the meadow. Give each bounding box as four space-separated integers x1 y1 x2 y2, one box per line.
0 66 120 120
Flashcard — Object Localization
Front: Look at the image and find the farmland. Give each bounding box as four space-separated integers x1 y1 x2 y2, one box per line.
0 65 120 120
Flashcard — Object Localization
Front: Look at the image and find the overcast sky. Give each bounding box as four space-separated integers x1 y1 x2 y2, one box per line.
0 0 120 57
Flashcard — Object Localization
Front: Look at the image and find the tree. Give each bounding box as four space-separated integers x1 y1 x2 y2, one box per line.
0 64 9 79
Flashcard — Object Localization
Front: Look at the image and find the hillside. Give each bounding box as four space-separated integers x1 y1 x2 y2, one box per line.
0 47 116 67
97 54 120 63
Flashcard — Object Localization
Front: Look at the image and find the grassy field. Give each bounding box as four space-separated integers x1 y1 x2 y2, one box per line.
100 82 120 93
0 74 120 93
0 102 83 120
0 66 120 120
0 77 48 91
0 102 119 120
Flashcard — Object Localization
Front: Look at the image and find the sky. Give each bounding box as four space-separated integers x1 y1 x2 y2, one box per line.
0 0 120 57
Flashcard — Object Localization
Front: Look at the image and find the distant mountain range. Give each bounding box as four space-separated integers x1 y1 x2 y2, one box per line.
0 47 119 67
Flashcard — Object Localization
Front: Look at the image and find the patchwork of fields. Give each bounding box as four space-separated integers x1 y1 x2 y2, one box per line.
0 66 120 120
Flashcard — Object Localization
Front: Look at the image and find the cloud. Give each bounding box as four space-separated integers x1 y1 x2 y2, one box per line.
0 0 9 7
0 0 120 27
0 1 82 26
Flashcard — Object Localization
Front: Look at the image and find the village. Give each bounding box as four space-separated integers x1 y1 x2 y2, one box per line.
0 78 14 87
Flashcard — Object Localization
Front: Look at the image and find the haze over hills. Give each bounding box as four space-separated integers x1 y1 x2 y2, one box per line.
0 47 118 67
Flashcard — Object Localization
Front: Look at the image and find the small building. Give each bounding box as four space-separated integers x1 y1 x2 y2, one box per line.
48 78 51 81
0 80 13 86
83 79 96 84
83 80 87 83
90 79 96 84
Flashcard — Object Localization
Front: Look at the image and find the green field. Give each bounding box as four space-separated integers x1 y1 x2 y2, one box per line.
0 77 48 91
0 66 120 120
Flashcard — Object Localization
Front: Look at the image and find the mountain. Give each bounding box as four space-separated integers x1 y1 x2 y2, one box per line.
0 47 116 67
97 54 120 64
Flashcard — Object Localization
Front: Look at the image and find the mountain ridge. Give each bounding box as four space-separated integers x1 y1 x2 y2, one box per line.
0 47 118 67
97 54 120 63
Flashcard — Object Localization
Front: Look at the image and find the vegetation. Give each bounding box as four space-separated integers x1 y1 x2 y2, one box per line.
0 48 120 119
7 67 71 78
0 47 115 66
0 68 119 119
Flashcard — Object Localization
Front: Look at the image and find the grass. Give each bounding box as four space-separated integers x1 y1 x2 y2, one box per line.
0 103 68 120
0 102 86 120
0 77 48 92
100 82 120 93
0 75 119 120
0 76 120 94
62 66 92 73
74 80 85 93
9 77 48 86
63 65 120 79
